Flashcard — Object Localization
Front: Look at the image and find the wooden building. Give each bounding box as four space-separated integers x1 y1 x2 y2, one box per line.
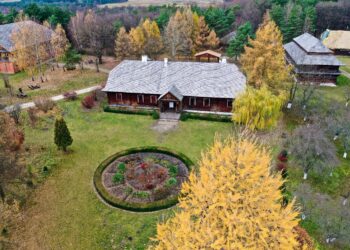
194 50 222 62
322 30 350 55
0 21 53 74
284 33 343 84
103 57 246 114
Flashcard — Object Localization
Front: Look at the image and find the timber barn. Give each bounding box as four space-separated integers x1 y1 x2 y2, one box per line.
102 57 246 114
284 33 343 84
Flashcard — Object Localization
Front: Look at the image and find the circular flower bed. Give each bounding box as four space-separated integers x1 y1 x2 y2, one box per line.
93 147 193 212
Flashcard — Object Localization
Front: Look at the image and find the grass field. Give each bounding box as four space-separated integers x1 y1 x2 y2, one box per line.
5 74 350 249
10 100 234 249
337 56 350 74
0 68 107 105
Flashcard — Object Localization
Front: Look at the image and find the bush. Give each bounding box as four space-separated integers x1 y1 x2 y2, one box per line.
104 105 157 116
63 91 78 101
278 150 288 162
34 98 56 113
27 107 37 127
112 172 124 184
168 164 178 177
165 177 177 187
337 75 350 86
117 162 126 173
133 191 149 198
81 95 95 109
93 89 106 102
152 110 160 119
180 112 231 122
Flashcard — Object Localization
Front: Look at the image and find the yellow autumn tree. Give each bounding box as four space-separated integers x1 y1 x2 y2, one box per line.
115 26 131 60
51 23 69 65
11 18 50 82
240 13 291 93
233 86 285 130
207 30 220 50
152 135 300 249
142 19 163 59
129 26 145 58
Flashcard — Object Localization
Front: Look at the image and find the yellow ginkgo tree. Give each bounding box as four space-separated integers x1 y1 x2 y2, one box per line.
152 134 300 250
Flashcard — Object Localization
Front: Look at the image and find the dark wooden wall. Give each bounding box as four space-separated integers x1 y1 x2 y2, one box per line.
107 92 159 107
182 97 232 112
107 92 233 112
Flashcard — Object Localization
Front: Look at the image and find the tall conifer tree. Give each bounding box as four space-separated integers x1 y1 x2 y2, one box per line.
54 117 73 152
153 135 300 249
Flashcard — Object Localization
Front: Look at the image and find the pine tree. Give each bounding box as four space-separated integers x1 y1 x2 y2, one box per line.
153 135 300 249
232 86 285 130
284 4 303 42
240 14 291 94
54 117 73 152
227 22 253 59
115 27 131 60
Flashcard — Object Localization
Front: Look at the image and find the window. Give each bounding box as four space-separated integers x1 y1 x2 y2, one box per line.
150 95 157 104
116 93 123 101
137 94 144 104
203 98 211 107
227 99 233 108
189 97 196 106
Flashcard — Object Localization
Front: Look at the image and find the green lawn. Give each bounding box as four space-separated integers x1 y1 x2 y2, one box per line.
11 99 234 249
0 69 107 105
337 56 350 74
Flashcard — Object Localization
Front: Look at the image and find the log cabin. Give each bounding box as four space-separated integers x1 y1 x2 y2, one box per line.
284 33 343 84
0 21 53 74
102 56 246 114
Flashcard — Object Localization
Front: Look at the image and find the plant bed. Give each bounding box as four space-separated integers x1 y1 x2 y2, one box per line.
93 147 193 212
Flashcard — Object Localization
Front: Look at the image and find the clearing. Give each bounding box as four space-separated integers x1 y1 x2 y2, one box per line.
0 68 107 105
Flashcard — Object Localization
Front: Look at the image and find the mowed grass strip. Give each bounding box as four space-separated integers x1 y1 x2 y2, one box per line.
13 100 234 249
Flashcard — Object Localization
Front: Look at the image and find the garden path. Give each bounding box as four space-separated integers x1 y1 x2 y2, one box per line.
4 85 102 112
152 113 180 133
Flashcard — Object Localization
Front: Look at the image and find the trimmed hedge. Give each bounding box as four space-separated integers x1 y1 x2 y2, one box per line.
180 112 232 123
104 105 159 118
93 146 194 212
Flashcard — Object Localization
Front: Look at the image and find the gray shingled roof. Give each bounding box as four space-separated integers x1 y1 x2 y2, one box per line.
102 60 246 99
293 33 332 54
284 33 343 66
158 85 183 101
0 21 53 52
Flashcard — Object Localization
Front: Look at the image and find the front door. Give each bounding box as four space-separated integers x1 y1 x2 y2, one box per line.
161 101 178 112
168 101 175 110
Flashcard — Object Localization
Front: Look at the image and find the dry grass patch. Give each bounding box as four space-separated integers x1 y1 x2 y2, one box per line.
0 68 107 105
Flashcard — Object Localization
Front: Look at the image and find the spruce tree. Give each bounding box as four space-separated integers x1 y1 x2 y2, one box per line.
227 22 253 59
54 117 73 152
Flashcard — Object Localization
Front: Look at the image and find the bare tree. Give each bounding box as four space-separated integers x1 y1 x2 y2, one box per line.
288 124 339 179
69 10 114 64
